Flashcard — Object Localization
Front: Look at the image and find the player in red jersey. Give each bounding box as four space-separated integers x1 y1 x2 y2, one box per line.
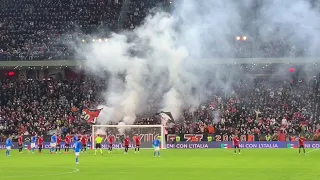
298 136 306 155
38 135 44 153
56 135 62 153
18 134 23 153
134 136 140 153
124 135 130 154
81 135 87 153
64 133 71 153
233 135 241 154
108 136 114 153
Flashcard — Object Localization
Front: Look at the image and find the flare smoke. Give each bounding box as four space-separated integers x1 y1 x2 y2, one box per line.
76 0 320 125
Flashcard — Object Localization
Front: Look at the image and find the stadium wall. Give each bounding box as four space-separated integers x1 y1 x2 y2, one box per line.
1 142 319 149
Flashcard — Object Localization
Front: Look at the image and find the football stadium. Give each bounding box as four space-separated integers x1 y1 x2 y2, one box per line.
0 0 320 180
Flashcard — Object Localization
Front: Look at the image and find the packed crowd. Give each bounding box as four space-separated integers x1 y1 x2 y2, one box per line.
0 72 319 141
172 77 320 141
0 0 316 61
0 0 319 141
0 0 123 61
0 77 106 141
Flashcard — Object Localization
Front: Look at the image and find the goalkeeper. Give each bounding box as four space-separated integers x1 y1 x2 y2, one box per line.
152 136 161 157
94 134 103 156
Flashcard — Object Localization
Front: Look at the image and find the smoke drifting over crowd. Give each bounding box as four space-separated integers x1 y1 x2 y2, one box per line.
76 0 320 125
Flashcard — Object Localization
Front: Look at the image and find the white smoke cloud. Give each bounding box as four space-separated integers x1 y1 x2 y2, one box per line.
76 0 320 126
161 88 183 119
117 121 137 135
95 129 107 136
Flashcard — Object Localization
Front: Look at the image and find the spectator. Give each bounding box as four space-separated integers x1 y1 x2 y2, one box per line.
0 0 314 61
0 72 319 141
0 0 124 61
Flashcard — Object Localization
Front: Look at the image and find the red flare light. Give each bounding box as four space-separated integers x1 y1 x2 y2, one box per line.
288 67 295 73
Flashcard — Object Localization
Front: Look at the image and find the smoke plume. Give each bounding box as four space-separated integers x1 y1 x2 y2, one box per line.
76 0 320 125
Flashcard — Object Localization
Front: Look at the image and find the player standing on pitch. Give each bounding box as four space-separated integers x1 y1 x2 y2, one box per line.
233 135 241 154
38 135 43 153
64 133 71 153
18 134 23 153
81 135 87 153
72 135 78 152
134 136 140 153
108 135 113 153
152 136 161 157
30 133 37 154
56 135 62 153
298 135 306 155
94 134 103 156
50 133 57 154
6 136 12 156
74 139 82 164
124 135 130 154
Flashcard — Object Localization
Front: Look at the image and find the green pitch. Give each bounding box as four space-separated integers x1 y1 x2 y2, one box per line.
0 149 319 180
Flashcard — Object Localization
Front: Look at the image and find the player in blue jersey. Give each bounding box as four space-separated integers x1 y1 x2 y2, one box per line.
152 136 161 157
74 139 82 164
30 134 37 154
6 136 12 156
73 135 78 152
50 133 57 154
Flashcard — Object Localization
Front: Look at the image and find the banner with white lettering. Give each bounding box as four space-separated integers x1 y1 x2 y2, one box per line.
1 141 320 149
166 134 319 141
165 142 320 149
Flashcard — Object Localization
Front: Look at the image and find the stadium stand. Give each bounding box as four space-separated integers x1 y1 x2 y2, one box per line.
0 0 313 61
0 70 319 141
0 0 319 142
0 77 105 140
0 0 124 61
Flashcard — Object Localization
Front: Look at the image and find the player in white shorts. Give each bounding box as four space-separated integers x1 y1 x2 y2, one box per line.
50 133 57 154
30 134 37 154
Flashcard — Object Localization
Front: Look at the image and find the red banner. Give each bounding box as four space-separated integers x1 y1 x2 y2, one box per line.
81 108 103 124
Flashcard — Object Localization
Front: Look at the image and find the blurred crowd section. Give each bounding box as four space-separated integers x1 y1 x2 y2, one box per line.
0 74 319 141
0 0 319 142
0 0 313 61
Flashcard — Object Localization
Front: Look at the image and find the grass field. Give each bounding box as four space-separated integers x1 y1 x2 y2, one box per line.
0 148 319 180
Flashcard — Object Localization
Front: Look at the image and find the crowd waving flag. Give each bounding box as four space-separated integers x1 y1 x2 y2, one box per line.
81 108 103 124
156 111 175 125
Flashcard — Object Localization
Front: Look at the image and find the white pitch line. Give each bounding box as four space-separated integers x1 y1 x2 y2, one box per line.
0 166 79 179
306 148 319 154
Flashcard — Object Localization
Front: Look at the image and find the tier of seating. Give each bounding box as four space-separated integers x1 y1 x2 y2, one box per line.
1 75 319 141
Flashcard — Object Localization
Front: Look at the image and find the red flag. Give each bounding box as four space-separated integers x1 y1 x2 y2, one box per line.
81 108 103 124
